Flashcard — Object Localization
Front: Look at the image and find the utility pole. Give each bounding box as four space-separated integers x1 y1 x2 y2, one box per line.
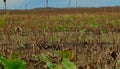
103 0 106 13
68 0 71 8
46 0 48 8
46 0 49 18
25 4 27 10
3 0 6 14
76 0 78 8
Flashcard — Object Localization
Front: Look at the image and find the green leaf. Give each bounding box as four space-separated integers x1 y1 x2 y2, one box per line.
0 56 26 69
47 62 56 69
32 54 39 61
18 60 26 69
115 68 120 69
56 50 62 57
40 53 56 69
79 29 86 33
117 59 120 65
103 29 108 33
56 50 73 59
62 58 77 69
91 22 98 28
51 35 59 41
55 64 63 69
0 56 8 66
63 50 71 59
68 18 73 26
40 53 50 63
56 26 67 31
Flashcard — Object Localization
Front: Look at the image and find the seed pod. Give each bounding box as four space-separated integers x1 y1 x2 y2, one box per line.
15 27 22 35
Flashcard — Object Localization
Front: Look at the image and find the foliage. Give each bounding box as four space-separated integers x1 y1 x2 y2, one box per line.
79 29 86 33
67 18 73 26
40 53 56 69
117 59 120 65
0 55 26 69
62 58 76 69
50 35 60 42
0 13 8 27
40 50 77 69
102 29 109 33
117 59 120 69
55 26 67 31
91 22 98 28
56 50 75 60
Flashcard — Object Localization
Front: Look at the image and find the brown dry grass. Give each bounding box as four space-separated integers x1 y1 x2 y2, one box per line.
0 8 120 69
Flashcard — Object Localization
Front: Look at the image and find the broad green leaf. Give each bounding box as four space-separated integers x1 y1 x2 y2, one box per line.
55 64 63 69
46 62 56 69
18 60 26 69
62 59 77 69
63 50 71 59
56 50 62 57
0 56 26 69
0 56 8 66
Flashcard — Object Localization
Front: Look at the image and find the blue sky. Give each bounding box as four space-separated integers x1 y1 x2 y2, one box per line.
0 0 120 9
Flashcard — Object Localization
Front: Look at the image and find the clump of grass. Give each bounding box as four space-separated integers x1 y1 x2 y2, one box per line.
0 14 8 27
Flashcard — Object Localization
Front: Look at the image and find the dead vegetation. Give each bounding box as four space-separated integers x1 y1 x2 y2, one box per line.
0 8 120 69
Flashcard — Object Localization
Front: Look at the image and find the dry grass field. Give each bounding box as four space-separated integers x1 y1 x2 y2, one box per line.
0 8 120 69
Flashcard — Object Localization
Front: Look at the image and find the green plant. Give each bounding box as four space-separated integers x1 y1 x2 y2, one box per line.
0 55 26 69
50 35 60 42
78 29 86 41
116 59 120 69
91 22 98 28
67 18 73 26
117 59 120 65
102 29 108 33
55 26 67 32
0 14 8 27
40 53 57 69
40 50 77 69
